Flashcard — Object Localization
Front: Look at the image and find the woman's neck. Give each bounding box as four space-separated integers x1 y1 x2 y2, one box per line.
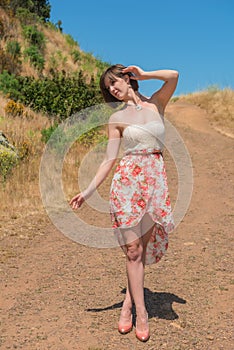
123 90 142 106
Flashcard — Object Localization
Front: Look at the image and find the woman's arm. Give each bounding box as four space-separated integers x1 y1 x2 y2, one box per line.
122 65 179 112
69 120 121 210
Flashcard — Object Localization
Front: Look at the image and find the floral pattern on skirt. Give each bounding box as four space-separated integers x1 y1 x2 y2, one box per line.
109 151 174 265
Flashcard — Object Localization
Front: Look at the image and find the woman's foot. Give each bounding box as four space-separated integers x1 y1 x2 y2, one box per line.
118 304 133 334
135 311 150 342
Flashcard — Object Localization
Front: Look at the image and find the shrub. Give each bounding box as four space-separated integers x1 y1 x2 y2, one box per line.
41 124 58 143
71 50 81 63
24 45 45 70
16 7 38 25
22 25 45 50
0 147 19 182
77 127 108 147
6 40 21 59
4 100 24 117
0 71 103 120
6 0 51 22
17 140 31 159
55 20 62 32
0 132 19 182
0 71 21 99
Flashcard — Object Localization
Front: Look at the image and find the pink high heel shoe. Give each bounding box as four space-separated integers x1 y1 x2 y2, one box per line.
135 313 150 342
118 314 133 334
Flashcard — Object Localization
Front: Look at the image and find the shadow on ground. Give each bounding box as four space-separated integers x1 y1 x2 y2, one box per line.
87 288 186 321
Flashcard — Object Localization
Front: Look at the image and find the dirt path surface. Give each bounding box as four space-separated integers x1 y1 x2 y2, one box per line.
0 101 233 350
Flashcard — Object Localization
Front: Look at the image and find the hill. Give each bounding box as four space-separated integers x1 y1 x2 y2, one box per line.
0 2 108 79
0 3 109 124
0 97 233 349
0 2 233 349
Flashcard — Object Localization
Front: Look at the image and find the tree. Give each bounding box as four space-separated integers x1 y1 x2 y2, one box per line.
31 0 51 21
3 0 51 22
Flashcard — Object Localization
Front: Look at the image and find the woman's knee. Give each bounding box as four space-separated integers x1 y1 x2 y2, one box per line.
126 240 143 262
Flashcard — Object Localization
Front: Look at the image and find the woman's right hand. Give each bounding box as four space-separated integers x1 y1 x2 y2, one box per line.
69 192 85 210
122 65 146 80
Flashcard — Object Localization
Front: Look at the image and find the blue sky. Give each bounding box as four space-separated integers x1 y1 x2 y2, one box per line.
49 0 234 96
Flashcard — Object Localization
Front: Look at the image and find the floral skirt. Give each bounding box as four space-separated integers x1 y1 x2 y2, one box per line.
109 151 174 265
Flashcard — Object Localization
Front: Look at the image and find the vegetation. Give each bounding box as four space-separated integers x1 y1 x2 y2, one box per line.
0 1 110 184
0 1 232 189
1 0 51 22
0 146 19 182
22 25 45 50
0 70 103 119
179 87 234 134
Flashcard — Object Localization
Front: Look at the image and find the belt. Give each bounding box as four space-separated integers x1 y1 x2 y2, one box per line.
124 149 163 156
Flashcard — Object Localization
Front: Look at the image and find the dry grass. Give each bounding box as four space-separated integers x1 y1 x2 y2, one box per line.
1 87 233 225
0 94 50 217
179 88 234 136
41 25 80 75
0 95 108 225
0 8 97 79
0 8 39 78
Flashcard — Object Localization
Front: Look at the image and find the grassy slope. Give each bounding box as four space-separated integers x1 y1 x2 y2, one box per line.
0 8 233 226
178 88 234 137
0 7 108 80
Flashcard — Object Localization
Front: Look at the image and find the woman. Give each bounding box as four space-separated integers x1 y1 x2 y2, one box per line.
70 64 179 342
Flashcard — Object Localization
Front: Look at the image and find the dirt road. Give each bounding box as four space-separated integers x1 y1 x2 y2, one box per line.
0 101 233 349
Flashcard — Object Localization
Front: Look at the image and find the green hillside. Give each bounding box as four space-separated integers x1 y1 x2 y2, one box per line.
0 0 109 119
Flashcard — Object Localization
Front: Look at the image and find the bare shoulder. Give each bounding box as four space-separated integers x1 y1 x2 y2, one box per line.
148 95 165 115
108 110 125 126
138 93 164 115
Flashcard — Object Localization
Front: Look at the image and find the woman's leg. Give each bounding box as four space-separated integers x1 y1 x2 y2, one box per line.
118 239 133 329
141 213 156 266
118 215 155 335
118 280 133 329
119 221 152 331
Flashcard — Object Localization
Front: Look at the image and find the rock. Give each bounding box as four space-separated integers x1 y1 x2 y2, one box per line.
0 131 19 180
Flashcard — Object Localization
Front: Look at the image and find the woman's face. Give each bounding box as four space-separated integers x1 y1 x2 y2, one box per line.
104 75 129 101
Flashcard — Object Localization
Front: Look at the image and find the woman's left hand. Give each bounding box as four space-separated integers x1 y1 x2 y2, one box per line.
69 192 85 209
122 65 146 80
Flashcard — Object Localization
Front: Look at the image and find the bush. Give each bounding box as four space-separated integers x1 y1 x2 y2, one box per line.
71 50 81 63
6 40 21 59
0 132 19 182
77 127 108 147
4 100 24 117
24 45 45 70
0 71 103 120
16 71 102 119
22 25 45 50
41 123 58 143
0 71 21 99
5 0 51 22
0 147 19 182
16 7 38 25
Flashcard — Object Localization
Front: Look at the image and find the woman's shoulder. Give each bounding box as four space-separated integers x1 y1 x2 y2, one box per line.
108 109 125 125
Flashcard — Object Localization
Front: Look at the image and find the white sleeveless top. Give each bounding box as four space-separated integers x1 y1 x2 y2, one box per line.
122 119 165 154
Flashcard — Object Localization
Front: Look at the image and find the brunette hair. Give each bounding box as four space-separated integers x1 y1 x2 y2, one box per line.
99 64 139 105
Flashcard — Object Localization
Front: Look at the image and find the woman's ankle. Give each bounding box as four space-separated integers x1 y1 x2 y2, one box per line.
122 297 133 309
136 307 148 318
